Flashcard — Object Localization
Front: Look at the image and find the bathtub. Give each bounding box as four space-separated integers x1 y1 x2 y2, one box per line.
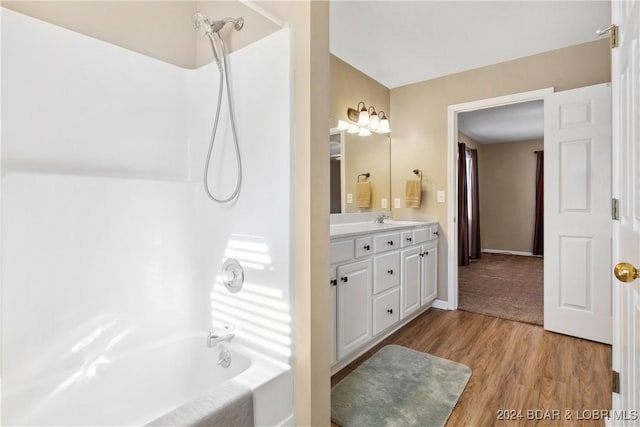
2 334 292 426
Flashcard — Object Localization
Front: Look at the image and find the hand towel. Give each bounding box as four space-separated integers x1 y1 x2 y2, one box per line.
406 180 422 208
357 182 371 208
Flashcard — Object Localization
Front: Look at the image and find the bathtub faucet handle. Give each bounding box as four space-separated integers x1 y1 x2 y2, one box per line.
207 326 235 348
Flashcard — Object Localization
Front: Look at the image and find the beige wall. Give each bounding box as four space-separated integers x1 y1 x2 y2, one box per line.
3 2 331 425
344 132 390 212
478 139 544 253
3 1 198 68
330 54 390 122
258 2 330 426
391 39 611 302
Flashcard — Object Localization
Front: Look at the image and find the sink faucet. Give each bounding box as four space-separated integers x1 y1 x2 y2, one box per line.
374 213 390 224
207 327 235 347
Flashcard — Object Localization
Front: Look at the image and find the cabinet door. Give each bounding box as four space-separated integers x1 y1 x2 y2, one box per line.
421 243 438 305
330 267 337 365
336 259 372 360
401 246 422 319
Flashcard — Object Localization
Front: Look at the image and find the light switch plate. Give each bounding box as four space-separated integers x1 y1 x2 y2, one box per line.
437 191 445 203
347 193 353 203
381 198 388 209
394 198 401 208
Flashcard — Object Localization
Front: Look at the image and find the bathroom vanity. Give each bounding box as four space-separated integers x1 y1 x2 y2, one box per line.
330 217 439 373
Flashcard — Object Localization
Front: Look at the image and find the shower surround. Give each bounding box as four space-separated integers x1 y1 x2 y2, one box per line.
1 8 293 426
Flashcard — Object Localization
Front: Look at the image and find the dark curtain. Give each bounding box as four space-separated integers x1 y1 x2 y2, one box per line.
533 150 544 255
458 143 469 266
469 148 481 259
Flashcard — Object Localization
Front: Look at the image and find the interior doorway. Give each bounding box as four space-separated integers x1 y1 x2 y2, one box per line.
446 88 553 314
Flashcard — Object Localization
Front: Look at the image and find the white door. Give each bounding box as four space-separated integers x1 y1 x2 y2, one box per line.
544 83 612 344
612 0 640 418
336 259 372 360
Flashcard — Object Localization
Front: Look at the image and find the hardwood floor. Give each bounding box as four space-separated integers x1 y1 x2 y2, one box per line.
331 309 611 426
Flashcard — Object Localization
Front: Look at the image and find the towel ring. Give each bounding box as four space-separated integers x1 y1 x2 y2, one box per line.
358 173 370 183
413 169 422 185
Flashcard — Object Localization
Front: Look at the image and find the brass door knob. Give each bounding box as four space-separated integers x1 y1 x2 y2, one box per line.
614 262 640 283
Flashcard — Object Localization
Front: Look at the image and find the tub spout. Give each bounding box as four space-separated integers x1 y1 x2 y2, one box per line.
207 328 235 348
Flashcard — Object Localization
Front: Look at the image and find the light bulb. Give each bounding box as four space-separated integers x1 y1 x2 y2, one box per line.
357 102 369 127
378 118 390 133
368 112 379 130
358 127 372 137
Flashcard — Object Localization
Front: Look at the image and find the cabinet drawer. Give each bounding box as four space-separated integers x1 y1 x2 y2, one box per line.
401 231 415 247
413 228 430 245
374 232 400 253
355 236 373 258
430 225 439 240
331 240 354 264
373 251 400 294
373 288 400 336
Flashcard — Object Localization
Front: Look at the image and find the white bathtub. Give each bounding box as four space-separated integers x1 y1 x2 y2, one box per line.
3 334 292 426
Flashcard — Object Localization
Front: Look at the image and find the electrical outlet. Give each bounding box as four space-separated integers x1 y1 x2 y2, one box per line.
381 198 388 209
394 198 401 209
347 193 353 203
437 191 445 203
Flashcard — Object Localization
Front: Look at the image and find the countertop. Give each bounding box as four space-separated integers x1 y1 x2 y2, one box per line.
330 220 437 238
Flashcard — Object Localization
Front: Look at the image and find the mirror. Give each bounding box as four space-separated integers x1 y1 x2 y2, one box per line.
330 118 391 213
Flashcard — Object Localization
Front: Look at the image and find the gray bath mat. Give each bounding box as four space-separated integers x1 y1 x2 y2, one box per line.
331 345 471 427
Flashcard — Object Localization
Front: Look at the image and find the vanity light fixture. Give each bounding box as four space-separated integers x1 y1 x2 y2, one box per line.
378 111 390 134
337 119 349 131
367 106 379 131
345 101 391 136
358 127 372 137
357 101 369 127
347 123 360 134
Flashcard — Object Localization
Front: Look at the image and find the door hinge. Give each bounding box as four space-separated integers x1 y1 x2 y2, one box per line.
613 370 620 394
597 24 619 48
612 198 620 220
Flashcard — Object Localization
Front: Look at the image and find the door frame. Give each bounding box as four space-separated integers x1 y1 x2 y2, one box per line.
446 87 554 309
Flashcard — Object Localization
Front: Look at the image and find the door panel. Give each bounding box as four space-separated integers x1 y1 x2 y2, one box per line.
544 83 612 344
401 247 421 318
612 0 640 417
336 259 372 360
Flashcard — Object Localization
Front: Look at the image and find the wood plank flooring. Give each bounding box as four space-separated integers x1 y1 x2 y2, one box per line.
331 309 611 426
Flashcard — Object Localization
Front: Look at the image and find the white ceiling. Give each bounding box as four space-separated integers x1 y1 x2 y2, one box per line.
330 1 611 89
458 100 544 143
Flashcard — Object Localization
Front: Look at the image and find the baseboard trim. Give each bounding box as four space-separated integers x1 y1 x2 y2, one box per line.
431 299 450 310
482 249 541 257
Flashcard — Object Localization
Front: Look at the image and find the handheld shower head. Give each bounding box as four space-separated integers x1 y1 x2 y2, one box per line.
192 12 210 35
191 12 244 35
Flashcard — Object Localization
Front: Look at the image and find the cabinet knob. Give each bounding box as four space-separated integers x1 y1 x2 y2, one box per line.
341 276 348 283
425 251 429 256
406 237 413 242
433 231 439 236
387 241 394 246
387 308 393 314
331 279 337 286
363 244 370 251
387 269 394 275
419 253 424 257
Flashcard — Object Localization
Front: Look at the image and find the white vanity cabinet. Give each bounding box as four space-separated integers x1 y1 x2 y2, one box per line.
330 220 439 371
400 228 439 318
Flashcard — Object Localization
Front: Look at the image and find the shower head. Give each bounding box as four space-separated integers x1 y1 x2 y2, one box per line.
191 12 244 35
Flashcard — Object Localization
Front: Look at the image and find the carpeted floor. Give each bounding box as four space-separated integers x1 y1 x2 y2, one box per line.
458 253 543 325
